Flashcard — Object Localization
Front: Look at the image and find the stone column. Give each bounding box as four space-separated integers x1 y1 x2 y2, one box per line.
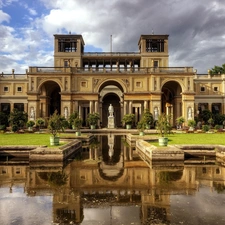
124 101 127 115
78 105 82 117
89 101 94 113
208 103 212 111
156 76 160 91
134 107 137 122
129 101 132 114
144 101 148 109
94 101 99 113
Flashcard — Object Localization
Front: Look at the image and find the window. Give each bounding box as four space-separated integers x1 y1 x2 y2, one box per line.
3 86 8 92
146 39 164 52
200 86 205 92
81 81 87 87
64 60 70 67
154 61 159 68
216 168 220 174
213 86 218 92
17 87 22 92
58 38 77 52
15 168 21 174
1 103 10 114
1 168 7 174
136 82 141 87
14 103 24 111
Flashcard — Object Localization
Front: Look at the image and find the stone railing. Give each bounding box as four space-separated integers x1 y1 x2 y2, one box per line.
28 66 194 74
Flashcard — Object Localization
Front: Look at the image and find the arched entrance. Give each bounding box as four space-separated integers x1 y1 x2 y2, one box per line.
99 81 124 128
161 81 182 124
102 94 121 127
40 81 61 117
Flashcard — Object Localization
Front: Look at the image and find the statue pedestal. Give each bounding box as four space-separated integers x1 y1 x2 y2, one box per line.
108 116 115 128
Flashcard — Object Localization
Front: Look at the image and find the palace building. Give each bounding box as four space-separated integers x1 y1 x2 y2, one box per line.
0 33 224 127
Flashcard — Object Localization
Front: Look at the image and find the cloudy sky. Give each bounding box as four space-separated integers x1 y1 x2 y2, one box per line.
0 0 225 74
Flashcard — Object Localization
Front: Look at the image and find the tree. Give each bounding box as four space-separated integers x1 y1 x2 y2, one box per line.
8 108 28 132
48 110 65 137
156 113 172 137
36 118 45 132
142 109 154 128
210 63 225 75
176 116 185 129
201 109 212 124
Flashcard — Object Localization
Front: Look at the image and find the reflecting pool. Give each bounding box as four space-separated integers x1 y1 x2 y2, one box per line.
0 135 225 225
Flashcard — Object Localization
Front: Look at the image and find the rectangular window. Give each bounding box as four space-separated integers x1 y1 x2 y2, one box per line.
14 103 24 111
146 39 164 52
17 87 22 92
64 60 69 67
200 86 205 92
3 86 8 92
15 168 21 174
1 168 7 174
136 82 141 87
1 103 10 114
154 61 159 68
81 81 87 87
213 86 218 92
58 39 77 52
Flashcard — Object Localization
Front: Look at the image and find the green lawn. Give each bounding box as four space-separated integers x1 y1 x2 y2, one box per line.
167 133 225 145
0 133 59 146
0 132 225 146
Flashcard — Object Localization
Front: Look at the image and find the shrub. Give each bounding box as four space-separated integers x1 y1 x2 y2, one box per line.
202 125 210 132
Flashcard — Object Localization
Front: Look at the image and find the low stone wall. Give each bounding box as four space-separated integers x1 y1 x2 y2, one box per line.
126 134 158 146
29 140 82 162
136 140 184 162
216 145 225 162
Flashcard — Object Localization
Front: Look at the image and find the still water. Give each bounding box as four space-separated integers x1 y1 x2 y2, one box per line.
0 135 225 225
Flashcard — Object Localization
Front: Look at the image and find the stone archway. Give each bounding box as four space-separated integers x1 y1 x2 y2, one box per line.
161 81 182 125
99 81 124 128
39 81 61 117
102 93 121 127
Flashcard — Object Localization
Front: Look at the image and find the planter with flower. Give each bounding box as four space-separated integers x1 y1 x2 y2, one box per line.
48 110 65 146
137 119 146 136
87 112 100 129
143 109 154 129
156 113 172 146
27 120 35 132
73 116 82 136
122 113 135 129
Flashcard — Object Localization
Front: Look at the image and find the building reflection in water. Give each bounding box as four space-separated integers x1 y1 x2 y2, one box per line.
0 135 225 225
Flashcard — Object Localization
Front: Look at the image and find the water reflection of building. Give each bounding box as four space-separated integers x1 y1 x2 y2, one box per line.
1 161 225 224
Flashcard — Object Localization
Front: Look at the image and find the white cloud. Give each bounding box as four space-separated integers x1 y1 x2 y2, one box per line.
0 10 10 23
1 0 225 73
0 0 18 8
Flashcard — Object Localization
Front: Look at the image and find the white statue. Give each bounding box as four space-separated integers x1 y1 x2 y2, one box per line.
64 107 68 119
154 107 158 120
30 107 35 120
108 104 114 117
188 107 192 119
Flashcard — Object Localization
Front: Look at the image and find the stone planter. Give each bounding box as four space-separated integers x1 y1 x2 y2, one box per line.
75 131 81 136
50 136 60 146
90 125 96 130
126 124 131 129
158 137 168 146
